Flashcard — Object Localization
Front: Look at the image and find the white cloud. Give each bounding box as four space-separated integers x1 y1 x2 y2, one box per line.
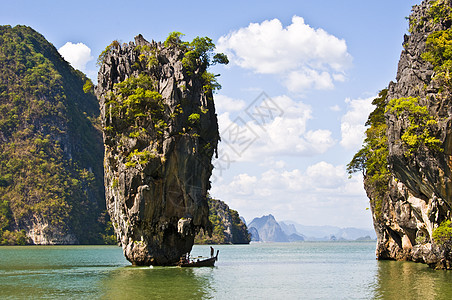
214 94 246 113
210 162 371 228
217 95 335 161
285 69 334 91
217 16 352 92
330 105 341 112
58 42 93 72
340 96 375 149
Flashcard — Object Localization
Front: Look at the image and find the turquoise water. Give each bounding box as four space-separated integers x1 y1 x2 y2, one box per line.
1 242 452 299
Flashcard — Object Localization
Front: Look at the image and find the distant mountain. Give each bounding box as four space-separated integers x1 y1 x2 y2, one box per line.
248 215 376 243
279 222 298 236
280 221 376 241
288 233 305 242
248 214 288 242
248 227 260 242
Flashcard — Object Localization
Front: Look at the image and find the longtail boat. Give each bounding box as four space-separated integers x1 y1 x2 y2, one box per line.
178 250 219 267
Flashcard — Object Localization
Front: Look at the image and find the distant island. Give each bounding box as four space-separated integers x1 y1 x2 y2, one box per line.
247 214 376 243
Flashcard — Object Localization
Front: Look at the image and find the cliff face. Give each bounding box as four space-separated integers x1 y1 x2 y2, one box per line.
96 35 220 265
195 198 250 244
0 26 107 245
366 0 452 269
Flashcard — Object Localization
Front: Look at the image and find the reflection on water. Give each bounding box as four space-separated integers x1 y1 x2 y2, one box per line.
2 243 452 299
100 266 214 299
374 260 452 300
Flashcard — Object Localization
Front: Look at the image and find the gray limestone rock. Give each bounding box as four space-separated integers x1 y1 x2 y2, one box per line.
96 35 219 265
368 0 452 269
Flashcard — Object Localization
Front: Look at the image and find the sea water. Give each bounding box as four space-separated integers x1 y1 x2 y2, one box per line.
1 242 452 299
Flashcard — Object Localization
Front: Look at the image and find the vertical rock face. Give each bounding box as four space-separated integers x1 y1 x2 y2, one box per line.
368 0 452 269
96 35 219 265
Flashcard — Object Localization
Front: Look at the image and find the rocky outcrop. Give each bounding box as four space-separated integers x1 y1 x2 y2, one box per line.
0 25 107 245
96 35 220 265
195 198 250 244
369 0 452 269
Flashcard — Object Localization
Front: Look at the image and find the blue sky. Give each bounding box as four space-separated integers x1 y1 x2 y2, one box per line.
2 0 419 228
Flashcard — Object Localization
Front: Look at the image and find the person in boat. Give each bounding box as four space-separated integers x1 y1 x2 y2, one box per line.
210 246 214 258
179 255 187 265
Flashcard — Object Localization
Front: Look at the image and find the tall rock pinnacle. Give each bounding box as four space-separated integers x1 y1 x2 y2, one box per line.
349 0 452 269
96 34 221 265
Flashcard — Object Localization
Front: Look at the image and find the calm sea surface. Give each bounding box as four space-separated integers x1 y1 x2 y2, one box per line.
1 242 452 299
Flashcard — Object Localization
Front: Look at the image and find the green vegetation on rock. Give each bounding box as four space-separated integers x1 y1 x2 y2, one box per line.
97 40 120 66
386 96 441 156
165 31 228 93
433 220 452 245
106 73 164 133
347 90 390 219
409 0 452 33
195 197 250 245
428 0 452 24
0 25 114 245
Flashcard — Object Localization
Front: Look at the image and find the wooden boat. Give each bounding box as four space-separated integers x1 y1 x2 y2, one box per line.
178 250 219 267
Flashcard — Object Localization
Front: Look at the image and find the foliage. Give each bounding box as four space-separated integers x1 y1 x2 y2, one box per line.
195 197 250 245
164 32 188 48
136 44 159 70
422 25 452 88
106 73 164 133
428 0 452 24
201 71 222 92
347 90 390 219
1 230 28 245
432 220 452 245
0 25 111 245
386 97 441 155
212 53 229 65
164 32 228 93
83 79 94 94
97 40 120 66
188 113 200 125
125 149 155 168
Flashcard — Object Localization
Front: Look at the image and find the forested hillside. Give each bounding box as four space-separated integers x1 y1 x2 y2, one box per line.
0 25 113 245
195 197 250 244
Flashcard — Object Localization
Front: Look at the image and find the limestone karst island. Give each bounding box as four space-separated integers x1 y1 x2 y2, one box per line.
1 0 452 279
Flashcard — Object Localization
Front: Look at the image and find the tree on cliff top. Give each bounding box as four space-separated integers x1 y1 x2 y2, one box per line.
347 89 390 218
165 31 229 91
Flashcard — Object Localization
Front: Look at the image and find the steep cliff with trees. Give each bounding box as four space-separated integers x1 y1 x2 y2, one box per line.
96 33 226 265
0 25 112 245
195 197 250 244
348 0 452 269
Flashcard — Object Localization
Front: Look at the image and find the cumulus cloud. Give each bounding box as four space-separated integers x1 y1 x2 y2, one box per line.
217 16 352 92
217 95 335 161
214 94 246 113
58 42 93 72
285 69 334 91
330 104 341 112
210 162 371 227
340 96 375 149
